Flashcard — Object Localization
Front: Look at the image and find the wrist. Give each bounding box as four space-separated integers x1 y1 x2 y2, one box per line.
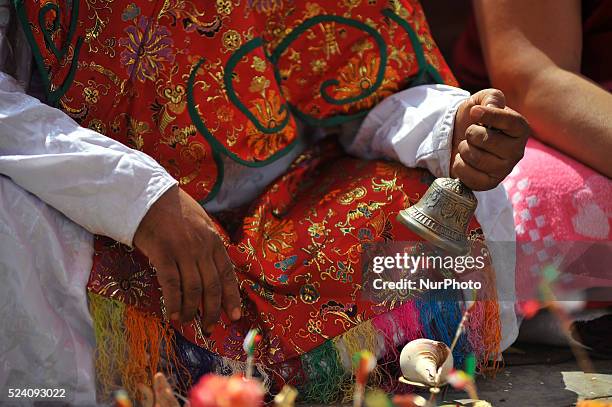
132 182 179 248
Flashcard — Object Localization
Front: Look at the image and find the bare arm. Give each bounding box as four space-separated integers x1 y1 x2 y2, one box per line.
473 0 612 177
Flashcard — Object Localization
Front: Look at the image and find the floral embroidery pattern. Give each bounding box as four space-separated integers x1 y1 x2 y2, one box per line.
335 52 401 112
247 0 284 15
244 207 298 261
246 91 295 160
119 16 175 82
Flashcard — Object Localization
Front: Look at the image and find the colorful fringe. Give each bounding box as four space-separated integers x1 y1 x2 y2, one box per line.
88 293 187 402
89 289 501 404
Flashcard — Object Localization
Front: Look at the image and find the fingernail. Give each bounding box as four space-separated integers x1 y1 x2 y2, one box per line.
471 106 485 120
231 307 242 321
170 312 180 321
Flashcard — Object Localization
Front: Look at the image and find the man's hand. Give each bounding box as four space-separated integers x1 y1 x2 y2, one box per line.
134 186 241 331
452 89 530 190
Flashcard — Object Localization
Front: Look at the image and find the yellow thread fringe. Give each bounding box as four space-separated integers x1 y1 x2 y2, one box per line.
88 293 127 400
332 320 389 403
88 293 186 402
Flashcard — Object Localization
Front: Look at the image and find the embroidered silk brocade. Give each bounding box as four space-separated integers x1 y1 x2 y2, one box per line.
14 0 498 384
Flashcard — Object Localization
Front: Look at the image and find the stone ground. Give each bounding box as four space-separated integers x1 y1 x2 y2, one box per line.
303 343 612 407
465 345 612 407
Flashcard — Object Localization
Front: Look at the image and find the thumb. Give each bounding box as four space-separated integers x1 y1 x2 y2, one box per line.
471 88 506 109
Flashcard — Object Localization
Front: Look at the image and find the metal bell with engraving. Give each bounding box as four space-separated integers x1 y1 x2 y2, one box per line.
397 178 477 255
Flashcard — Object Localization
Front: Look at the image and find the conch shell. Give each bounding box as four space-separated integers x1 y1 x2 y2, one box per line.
399 339 454 387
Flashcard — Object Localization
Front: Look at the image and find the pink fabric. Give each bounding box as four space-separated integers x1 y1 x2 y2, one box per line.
503 138 612 302
371 301 423 354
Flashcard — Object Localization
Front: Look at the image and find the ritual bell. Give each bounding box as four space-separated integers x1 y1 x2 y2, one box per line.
397 178 477 256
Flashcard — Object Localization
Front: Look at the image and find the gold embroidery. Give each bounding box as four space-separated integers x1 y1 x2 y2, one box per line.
222 29 242 52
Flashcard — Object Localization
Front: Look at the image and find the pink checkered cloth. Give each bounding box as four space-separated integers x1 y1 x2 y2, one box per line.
503 138 612 304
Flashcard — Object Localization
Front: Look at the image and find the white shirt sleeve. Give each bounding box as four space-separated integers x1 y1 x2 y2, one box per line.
341 84 469 177
0 72 178 246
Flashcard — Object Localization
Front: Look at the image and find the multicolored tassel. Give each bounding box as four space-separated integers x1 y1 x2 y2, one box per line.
89 291 500 404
